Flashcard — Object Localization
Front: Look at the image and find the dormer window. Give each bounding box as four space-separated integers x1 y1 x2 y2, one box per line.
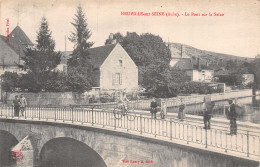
119 60 123 67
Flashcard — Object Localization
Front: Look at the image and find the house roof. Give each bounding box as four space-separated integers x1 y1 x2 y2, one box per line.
0 26 33 66
172 58 193 70
8 26 33 58
88 44 117 68
9 26 33 46
61 44 117 68
0 36 20 65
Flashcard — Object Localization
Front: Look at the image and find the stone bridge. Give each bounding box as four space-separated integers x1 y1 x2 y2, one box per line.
0 118 258 167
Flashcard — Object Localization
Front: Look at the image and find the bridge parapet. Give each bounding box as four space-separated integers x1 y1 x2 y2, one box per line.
0 105 259 163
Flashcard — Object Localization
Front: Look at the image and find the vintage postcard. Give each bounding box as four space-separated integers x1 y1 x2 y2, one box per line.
0 0 259 166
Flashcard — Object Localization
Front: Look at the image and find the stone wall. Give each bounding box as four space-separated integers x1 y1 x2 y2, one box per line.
5 92 88 107
0 120 258 167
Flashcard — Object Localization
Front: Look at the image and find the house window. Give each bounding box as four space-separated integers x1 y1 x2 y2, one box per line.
119 60 123 67
112 73 122 85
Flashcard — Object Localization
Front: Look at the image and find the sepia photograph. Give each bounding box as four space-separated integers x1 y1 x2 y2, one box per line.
0 0 259 166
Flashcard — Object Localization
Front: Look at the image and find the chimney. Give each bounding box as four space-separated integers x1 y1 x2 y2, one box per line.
109 33 117 44
109 33 114 40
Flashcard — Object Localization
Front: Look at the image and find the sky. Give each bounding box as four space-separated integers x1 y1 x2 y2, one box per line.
0 0 259 58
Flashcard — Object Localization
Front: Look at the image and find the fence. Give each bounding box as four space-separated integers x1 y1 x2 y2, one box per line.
0 105 259 160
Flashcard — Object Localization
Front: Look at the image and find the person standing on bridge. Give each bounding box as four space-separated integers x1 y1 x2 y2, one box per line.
19 94 27 116
150 98 158 119
202 97 215 129
178 98 186 121
160 101 167 119
13 95 20 117
228 99 237 135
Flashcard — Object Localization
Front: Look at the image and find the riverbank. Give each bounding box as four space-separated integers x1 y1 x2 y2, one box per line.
128 89 260 110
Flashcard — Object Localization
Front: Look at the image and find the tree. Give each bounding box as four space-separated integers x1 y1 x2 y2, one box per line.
104 32 176 97
22 17 61 92
250 57 260 89
23 17 61 73
67 5 94 93
1 72 20 92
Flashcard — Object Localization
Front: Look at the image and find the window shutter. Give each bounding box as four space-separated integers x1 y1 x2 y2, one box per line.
112 73 115 85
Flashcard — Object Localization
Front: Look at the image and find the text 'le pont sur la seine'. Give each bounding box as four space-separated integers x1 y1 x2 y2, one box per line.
121 12 224 17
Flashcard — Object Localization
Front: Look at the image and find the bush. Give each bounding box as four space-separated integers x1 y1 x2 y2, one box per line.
179 82 218 95
1 72 20 91
1 71 72 93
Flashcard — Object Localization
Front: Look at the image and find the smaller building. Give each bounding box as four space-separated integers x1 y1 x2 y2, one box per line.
242 74 254 86
187 69 214 83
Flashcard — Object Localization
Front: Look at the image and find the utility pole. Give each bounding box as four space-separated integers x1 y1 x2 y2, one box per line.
181 45 183 58
65 35 67 52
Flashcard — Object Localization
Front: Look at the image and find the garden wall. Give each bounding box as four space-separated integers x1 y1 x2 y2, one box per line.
5 92 88 107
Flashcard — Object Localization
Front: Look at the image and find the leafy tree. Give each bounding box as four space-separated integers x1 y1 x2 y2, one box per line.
67 5 94 93
44 72 70 92
1 72 20 91
249 57 260 89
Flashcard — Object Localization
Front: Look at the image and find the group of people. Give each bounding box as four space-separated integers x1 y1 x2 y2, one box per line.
149 96 239 136
13 94 27 117
150 98 185 120
118 92 239 135
201 97 239 135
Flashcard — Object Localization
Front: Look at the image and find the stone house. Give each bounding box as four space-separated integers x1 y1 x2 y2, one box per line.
62 43 138 93
0 26 33 100
90 43 138 92
0 26 33 75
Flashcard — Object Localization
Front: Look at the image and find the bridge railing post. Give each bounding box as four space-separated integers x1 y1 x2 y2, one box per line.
91 107 94 126
81 109 84 125
170 119 172 140
12 105 14 118
140 115 142 134
71 107 74 123
24 107 26 119
54 107 56 121
225 131 227 152
247 131 249 157
223 105 226 117
38 105 41 120
187 121 189 144
154 119 156 137
205 128 207 148
114 113 116 130
102 109 105 128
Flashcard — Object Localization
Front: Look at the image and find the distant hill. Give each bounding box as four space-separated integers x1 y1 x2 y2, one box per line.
167 42 254 70
167 42 254 62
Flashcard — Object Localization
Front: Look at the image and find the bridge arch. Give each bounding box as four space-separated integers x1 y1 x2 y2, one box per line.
0 130 19 166
38 137 106 167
